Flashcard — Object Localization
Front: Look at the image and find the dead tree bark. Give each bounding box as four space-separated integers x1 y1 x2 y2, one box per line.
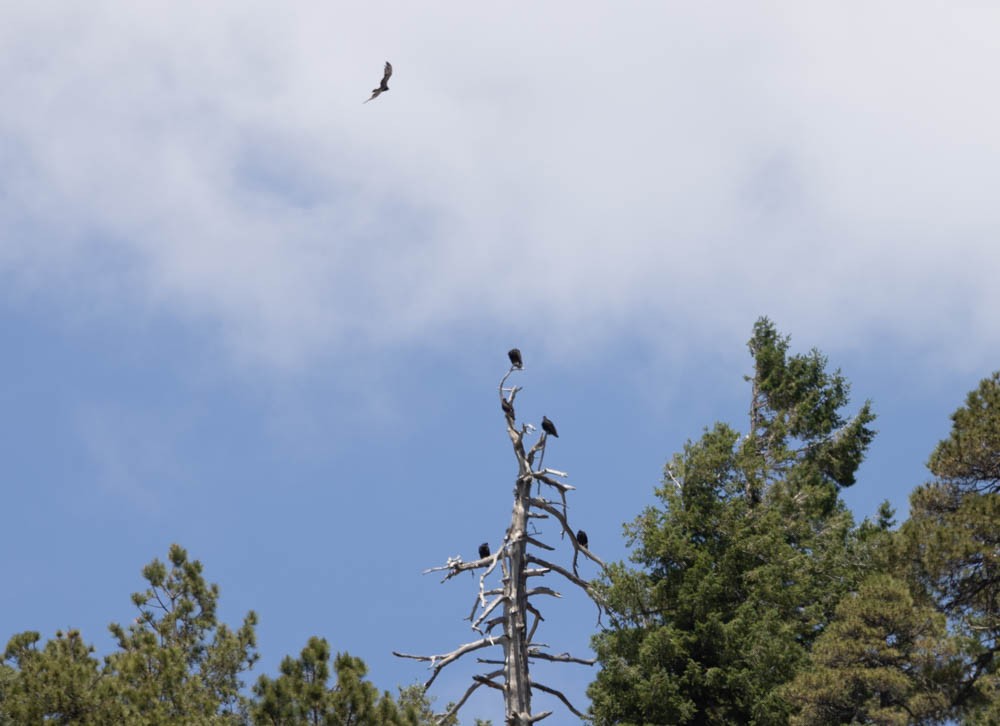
394 355 606 725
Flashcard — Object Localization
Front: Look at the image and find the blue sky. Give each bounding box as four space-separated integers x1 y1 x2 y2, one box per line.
2 4 999 722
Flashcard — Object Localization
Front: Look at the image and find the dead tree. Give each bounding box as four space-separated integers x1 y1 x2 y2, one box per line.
394 354 606 725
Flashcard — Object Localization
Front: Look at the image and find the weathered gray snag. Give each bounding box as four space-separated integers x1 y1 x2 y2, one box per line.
394 357 606 725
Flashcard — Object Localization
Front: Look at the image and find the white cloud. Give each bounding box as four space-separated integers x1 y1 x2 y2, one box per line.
74 401 185 509
1 3 998 369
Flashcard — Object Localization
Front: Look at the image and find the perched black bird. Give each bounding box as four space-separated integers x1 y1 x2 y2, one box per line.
363 61 393 103
478 542 490 559
541 415 558 438
576 529 589 548
507 348 523 369
501 398 515 419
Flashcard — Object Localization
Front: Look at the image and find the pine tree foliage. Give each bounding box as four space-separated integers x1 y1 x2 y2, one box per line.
745 317 876 501
0 545 443 725
104 544 260 723
784 574 957 725
903 371 1000 721
0 629 107 724
588 318 877 725
252 637 428 725
927 371 1000 492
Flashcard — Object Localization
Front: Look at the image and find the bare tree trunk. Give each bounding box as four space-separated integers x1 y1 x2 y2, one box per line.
504 477 532 724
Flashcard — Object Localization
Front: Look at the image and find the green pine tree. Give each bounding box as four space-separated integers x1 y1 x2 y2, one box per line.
103 543 260 724
252 637 437 725
783 574 957 724
588 318 876 725
1 544 461 725
0 628 107 724
1 544 259 725
902 371 1000 722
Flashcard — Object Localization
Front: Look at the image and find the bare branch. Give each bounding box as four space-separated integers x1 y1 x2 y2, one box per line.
525 535 554 550
471 594 504 632
526 554 593 592
525 711 553 723
528 649 597 666
526 436 545 467
468 544 507 606
526 606 544 643
468 587 504 621
482 616 504 634
529 498 606 569
525 568 551 577
435 670 504 725
531 680 589 719
526 586 562 599
533 478 575 496
393 635 507 690
425 546 504 584
499 363 521 394
423 562 460 575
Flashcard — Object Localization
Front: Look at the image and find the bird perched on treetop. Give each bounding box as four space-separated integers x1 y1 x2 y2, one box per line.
363 61 392 103
576 530 589 548
478 542 490 559
541 416 558 438
507 348 523 369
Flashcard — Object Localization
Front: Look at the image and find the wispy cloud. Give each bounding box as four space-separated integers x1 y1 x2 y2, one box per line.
2 4 998 370
74 402 184 510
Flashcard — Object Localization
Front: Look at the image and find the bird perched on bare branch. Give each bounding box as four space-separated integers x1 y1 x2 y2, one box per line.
363 61 392 103
501 398 515 420
478 542 490 559
541 416 558 438
507 348 523 369
576 530 588 548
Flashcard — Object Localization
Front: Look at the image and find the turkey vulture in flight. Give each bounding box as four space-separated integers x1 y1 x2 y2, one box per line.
501 398 515 419
577 530 589 548
363 62 392 103
478 542 490 559
507 348 523 369
541 416 558 438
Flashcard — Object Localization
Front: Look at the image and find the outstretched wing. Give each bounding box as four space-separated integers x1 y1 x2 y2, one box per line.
363 61 393 103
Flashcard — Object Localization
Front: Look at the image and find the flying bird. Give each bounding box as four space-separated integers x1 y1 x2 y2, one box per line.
501 398 515 420
507 348 523 369
541 416 559 438
478 542 490 559
577 530 589 548
363 61 392 103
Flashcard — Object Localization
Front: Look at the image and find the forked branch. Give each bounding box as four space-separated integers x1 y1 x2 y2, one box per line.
392 635 506 690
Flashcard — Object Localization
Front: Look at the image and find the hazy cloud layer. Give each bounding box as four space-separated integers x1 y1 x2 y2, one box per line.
2 3 998 368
